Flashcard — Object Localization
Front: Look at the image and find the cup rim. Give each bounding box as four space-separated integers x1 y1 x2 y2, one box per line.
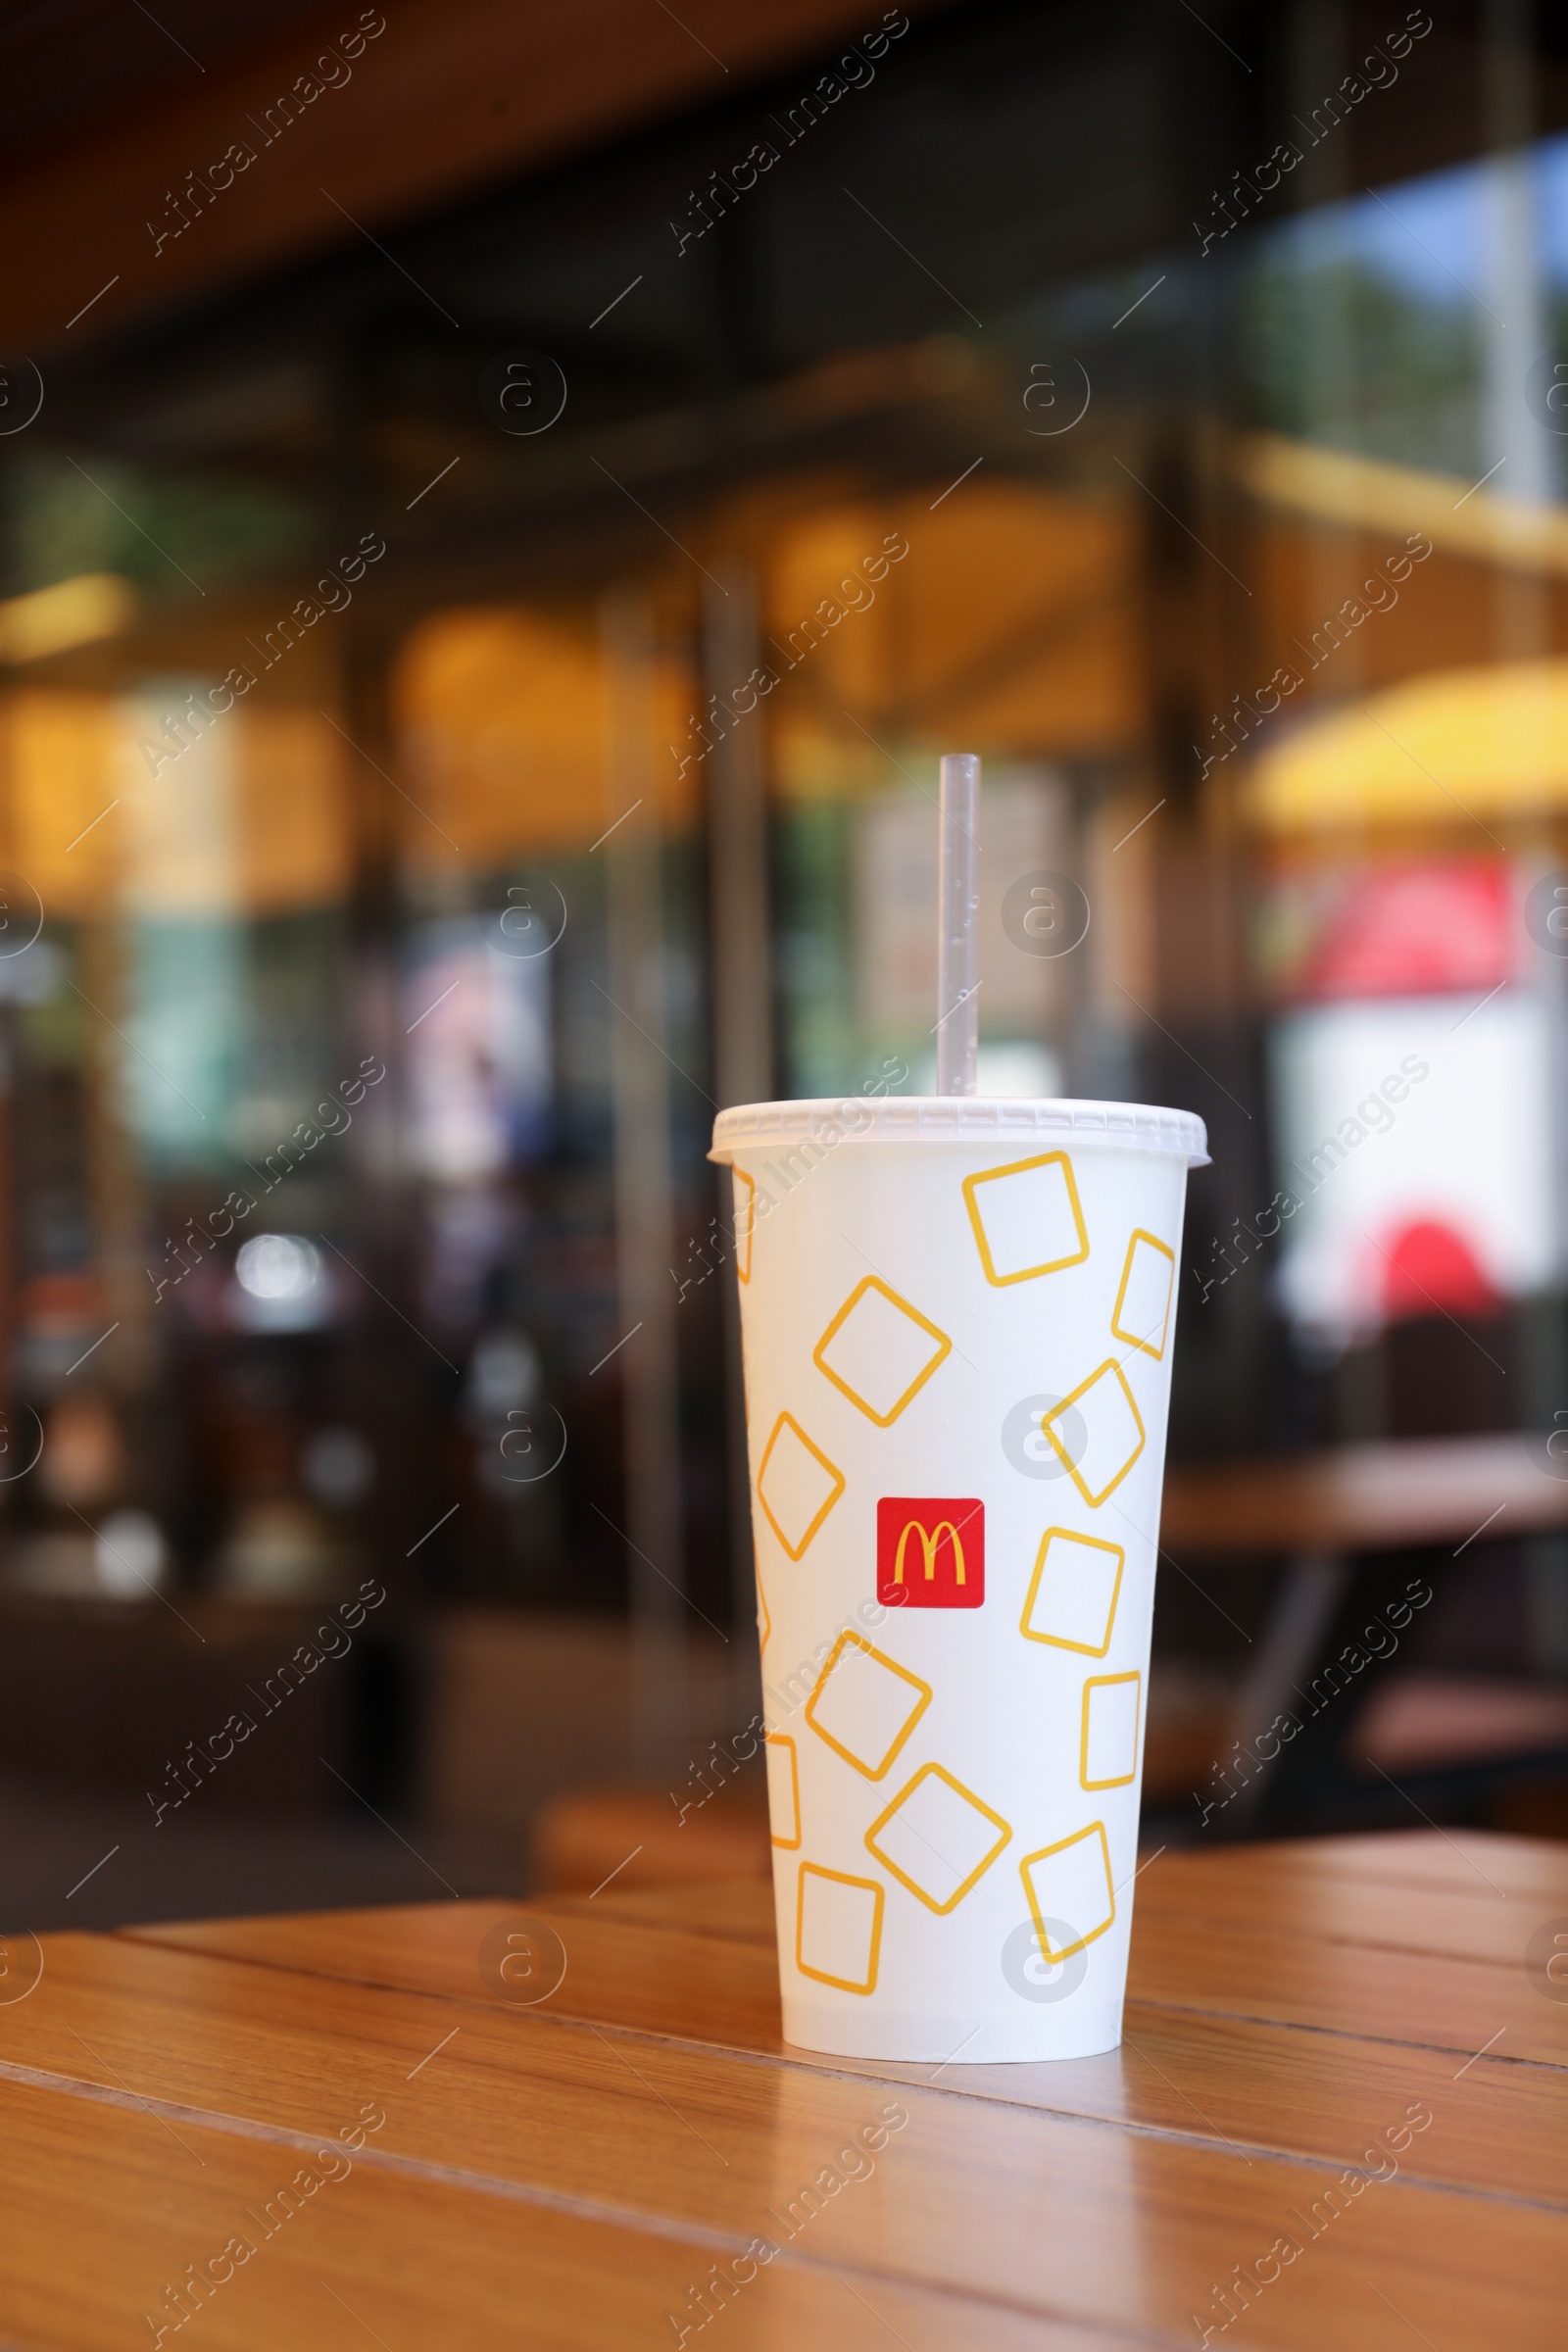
710 1096 1209 1167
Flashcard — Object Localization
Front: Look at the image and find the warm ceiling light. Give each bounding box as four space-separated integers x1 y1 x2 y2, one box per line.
0 572 137 662
235 1233 322 1301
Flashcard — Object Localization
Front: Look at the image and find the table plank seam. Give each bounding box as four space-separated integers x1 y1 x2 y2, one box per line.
542 1888 1553 1966
120 1909 1560 2003
1122 2000 1547 2090
536 1906 777 1949
118 1926 1568 2086
0 2053 1192 2351
1133 1913 1535 1960
107 1925 1568 2081
1164 1936 1533 1979
1152 1859 1553 1897
44 1979 1568 2219
1126 1994 1568 2072
132 1886 1555 1977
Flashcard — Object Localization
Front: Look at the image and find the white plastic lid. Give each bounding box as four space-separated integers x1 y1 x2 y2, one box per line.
710 1096 1209 1166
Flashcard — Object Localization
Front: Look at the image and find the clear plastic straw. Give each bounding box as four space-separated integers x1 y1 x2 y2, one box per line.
937 752 980 1096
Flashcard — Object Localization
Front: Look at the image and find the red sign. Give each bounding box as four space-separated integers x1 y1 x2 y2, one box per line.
876 1497 984 1609
1301 862 1512 1002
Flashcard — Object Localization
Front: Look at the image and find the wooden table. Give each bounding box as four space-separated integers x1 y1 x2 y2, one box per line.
1159 1436 1568 1815
1161 1432 1568 1557
0 1831 1564 2347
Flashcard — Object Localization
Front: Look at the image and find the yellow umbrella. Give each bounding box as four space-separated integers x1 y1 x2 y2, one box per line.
1244 660 1568 833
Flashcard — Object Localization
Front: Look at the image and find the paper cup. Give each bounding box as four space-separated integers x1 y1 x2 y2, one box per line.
710 1097 1208 2063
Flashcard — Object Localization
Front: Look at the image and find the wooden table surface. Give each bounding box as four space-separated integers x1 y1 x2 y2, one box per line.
2 1831 1565 2349
1161 1431 1568 1556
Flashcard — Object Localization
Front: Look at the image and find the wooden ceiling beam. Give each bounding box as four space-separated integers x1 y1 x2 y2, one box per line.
2 0 932 354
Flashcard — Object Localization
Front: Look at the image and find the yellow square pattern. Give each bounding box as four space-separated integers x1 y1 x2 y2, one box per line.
1018 1821 1115 1963
797 1862 884 1994
812 1275 952 1427
962 1151 1089 1288
1043 1360 1146 1507
756 1412 846 1560
766 1732 802 1847
805 1630 932 1781
864 1762 1011 1915
732 1167 757 1285
1080 1671 1142 1790
1019 1527 1125 1657
1111 1228 1175 1359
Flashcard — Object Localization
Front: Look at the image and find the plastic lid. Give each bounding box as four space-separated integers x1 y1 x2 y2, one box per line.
710 1096 1209 1166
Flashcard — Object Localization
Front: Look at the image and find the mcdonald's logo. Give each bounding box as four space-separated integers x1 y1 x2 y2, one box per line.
876 1496 984 1609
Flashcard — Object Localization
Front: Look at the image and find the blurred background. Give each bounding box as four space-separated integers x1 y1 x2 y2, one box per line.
2 0 1568 1926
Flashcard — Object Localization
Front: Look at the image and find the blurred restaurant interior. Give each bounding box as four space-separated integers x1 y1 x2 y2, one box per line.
4 0 1568 1925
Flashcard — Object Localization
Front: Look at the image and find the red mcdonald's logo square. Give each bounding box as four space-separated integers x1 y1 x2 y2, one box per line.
876 1497 985 1609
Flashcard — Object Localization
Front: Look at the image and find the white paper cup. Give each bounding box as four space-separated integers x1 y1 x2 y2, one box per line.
710 1096 1208 2062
